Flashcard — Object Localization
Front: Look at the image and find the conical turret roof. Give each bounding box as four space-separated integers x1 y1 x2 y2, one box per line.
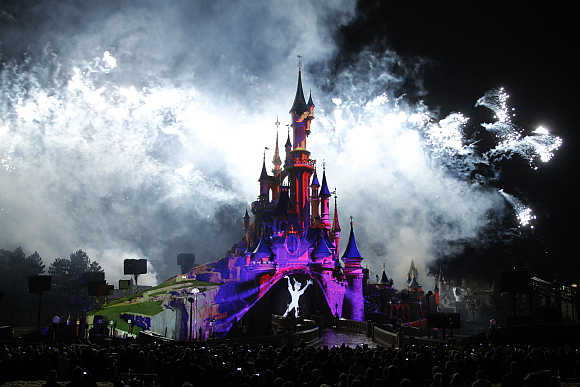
320 168 331 197
342 218 362 259
285 128 292 149
289 70 307 114
332 195 341 232
381 270 389 284
307 90 315 108
272 131 281 167
311 170 320 187
312 237 332 258
259 157 269 181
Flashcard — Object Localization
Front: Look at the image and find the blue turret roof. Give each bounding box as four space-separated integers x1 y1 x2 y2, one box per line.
381 270 389 284
252 237 273 258
342 220 362 259
320 169 331 197
259 158 269 181
311 170 319 187
285 129 292 149
312 237 332 258
289 70 307 114
307 90 315 108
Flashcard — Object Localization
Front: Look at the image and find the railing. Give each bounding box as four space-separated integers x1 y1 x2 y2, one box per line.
335 318 368 334
373 326 399 348
289 156 316 169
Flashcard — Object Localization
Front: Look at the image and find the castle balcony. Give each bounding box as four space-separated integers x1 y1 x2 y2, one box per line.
289 154 316 170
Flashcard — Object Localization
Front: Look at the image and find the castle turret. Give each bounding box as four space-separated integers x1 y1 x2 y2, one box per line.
310 169 320 226
306 90 315 133
342 218 364 321
272 118 282 175
289 70 308 150
319 166 332 230
287 67 314 226
284 128 292 167
271 125 282 201
243 209 250 231
258 152 269 199
331 193 341 257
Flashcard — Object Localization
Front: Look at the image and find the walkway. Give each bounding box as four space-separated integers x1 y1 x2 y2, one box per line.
317 328 377 348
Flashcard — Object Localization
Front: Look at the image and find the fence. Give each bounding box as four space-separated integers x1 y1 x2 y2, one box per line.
373 326 399 348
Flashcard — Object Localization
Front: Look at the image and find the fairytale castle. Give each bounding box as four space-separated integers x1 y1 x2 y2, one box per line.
160 67 368 338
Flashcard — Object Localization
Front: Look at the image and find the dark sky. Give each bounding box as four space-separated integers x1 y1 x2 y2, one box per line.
335 2 578 281
0 1 577 283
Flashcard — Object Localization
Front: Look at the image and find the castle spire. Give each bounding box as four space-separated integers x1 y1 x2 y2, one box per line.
311 169 319 187
320 163 332 229
259 149 269 181
331 192 341 233
285 127 292 149
320 164 331 197
272 119 282 172
307 89 315 109
342 217 362 259
289 68 307 114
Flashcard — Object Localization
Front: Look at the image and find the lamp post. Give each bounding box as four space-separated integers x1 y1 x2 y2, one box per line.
188 288 200 342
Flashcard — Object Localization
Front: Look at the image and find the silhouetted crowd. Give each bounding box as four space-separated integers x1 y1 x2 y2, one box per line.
1 339 579 386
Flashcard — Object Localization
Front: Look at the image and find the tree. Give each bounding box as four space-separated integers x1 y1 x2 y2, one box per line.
69 249 90 276
88 260 104 273
48 257 72 291
25 251 45 275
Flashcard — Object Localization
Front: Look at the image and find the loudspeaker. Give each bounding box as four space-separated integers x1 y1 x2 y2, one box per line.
28 275 52 294
124 259 147 275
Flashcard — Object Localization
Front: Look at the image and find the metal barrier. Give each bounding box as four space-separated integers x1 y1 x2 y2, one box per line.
335 318 368 333
373 326 399 348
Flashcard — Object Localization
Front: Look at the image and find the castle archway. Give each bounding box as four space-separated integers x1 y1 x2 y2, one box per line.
237 271 333 335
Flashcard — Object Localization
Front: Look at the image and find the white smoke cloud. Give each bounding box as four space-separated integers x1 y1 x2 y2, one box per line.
0 1 561 288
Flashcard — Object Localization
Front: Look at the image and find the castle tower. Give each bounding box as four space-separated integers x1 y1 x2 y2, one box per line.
272 117 282 175
342 218 364 321
310 169 320 226
284 128 292 168
243 209 250 232
319 166 332 230
331 193 341 257
287 66 315 229
258 151 274 202
271 122 282 201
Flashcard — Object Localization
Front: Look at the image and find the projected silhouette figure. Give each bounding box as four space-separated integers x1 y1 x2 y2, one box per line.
283 276 313 318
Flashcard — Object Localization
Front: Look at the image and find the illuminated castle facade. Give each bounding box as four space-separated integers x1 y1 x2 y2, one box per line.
166 69 366 338
97 70 366 341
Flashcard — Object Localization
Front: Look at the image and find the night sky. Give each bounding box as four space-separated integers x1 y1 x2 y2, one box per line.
0 1 577 285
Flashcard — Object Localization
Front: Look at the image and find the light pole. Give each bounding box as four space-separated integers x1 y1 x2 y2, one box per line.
188 288 200 342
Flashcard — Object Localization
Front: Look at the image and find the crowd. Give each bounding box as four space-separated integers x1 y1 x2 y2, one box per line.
1 339 579 386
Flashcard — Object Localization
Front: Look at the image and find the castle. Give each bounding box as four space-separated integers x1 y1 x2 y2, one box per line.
169 67 366 338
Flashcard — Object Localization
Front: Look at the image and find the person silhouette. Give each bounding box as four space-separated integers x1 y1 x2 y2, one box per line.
283 276 313 318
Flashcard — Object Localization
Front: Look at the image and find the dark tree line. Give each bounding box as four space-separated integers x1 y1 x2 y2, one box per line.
0 247 105 326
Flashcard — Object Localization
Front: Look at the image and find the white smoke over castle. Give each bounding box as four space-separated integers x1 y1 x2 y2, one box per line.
0 1 561 286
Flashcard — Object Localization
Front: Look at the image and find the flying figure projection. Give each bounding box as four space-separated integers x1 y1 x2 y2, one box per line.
283 276 312 318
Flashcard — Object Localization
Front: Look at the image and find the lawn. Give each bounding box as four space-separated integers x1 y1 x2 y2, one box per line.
91 301 163 333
